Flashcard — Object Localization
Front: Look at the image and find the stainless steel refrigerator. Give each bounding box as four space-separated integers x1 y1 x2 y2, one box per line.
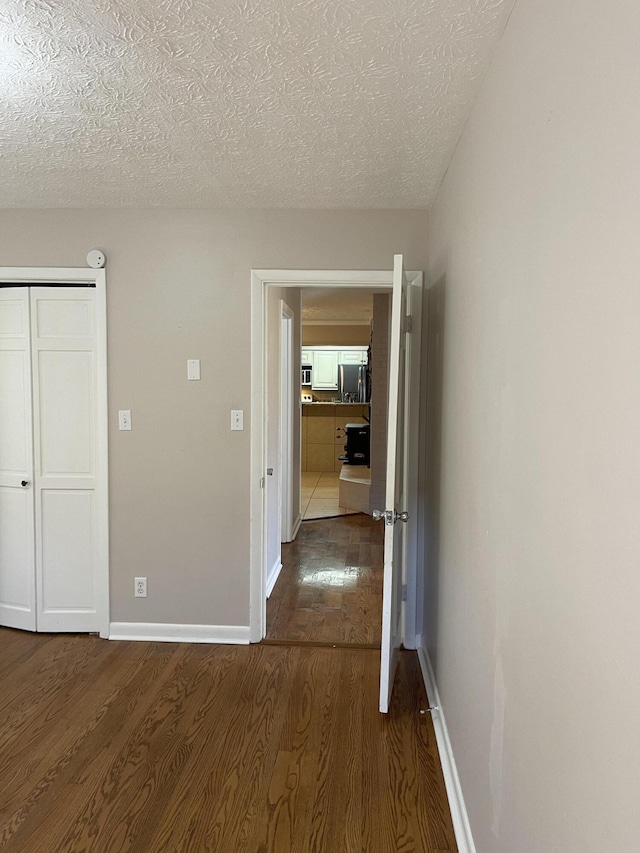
338 363 369 403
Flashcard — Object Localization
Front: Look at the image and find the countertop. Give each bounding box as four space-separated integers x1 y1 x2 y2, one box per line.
301 401 369 406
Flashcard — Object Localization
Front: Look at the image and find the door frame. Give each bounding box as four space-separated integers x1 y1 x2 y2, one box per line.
250 268 423 643
280 301 295 544
0 266 110 637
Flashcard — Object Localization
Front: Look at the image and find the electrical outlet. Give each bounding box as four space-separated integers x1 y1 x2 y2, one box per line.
134 577 147 598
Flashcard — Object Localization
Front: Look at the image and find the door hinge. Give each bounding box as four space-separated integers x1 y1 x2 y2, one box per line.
401 583 408 602
404 315 413 334
260 477 265 489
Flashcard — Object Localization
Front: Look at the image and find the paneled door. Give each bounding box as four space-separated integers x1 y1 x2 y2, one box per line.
0 289 36 630
0 285 105 633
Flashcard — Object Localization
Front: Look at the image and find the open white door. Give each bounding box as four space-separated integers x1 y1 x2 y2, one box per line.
377 254 409 713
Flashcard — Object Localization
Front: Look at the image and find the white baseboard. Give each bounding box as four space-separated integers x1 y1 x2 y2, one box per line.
291 513 302 540
417 646 476 853
108 622 250 644
266 558 283 598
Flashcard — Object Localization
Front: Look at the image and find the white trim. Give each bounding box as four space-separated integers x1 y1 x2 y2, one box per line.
401 278 423 649
250 267 423 644
252 269 399 287
280 301 294 543
0 267 104 284
0 266 110 638
109 622 251 644
417 646 476 853
266 559 283 598
291 513 302 541
301 345 369 351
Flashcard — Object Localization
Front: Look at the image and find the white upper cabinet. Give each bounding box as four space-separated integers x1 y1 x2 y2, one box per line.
311 350 339 389
301 346 368 390
338 350 368 364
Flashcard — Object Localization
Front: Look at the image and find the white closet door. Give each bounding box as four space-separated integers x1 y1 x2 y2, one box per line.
31 287 101 632
0 289 36 631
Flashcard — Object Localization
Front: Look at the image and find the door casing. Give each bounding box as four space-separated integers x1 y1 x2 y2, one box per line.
0 267 109 637
250 268 423 643
280 301 294 545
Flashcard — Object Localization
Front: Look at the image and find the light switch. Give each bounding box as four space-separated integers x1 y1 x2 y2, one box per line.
187 359 201 380
118 410 131 430
231 410 244 431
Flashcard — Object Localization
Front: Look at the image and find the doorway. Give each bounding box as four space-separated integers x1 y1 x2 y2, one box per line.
0 267 109 637
269 286 382 646
250 267 423 650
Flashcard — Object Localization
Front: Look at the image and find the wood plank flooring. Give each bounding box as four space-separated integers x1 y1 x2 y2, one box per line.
266 513 383 646
0 629 457 852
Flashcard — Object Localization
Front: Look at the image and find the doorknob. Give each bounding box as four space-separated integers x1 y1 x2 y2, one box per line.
21 480 29 487
372 509 409 524
372 509 392 525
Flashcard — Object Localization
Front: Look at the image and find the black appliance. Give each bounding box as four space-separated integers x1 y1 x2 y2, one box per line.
338 423 370 467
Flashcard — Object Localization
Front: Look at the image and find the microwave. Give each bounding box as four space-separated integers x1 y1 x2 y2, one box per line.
301 363 312 385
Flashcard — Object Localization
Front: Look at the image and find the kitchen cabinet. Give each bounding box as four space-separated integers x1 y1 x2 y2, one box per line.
338 349 368 364
301 346 368 390
311 350 339 389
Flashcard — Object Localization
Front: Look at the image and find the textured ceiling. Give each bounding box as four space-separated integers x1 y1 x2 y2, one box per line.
302 287 379 322
0 0 514 208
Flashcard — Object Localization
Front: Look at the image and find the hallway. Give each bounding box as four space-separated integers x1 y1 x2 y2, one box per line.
266 513 383 646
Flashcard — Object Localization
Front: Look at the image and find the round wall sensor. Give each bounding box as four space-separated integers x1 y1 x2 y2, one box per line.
86 250 106 269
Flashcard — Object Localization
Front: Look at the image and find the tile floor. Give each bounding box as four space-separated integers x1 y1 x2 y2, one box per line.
301 471 360 520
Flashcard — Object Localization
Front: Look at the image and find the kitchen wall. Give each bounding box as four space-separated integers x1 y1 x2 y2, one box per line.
302 324 370 346
0 209 428 630
424 0 640 849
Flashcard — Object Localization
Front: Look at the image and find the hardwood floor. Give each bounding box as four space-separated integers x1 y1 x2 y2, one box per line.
266 513 383 646
0 629 457 852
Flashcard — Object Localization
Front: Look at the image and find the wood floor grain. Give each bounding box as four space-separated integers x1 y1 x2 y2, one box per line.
0 629 457 853
266 513 384 646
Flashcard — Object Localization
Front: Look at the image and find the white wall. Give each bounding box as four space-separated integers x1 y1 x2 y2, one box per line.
0 209 428 630
425 0 640 850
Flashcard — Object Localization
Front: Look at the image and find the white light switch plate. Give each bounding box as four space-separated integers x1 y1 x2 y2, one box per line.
187 359 201 380
231 410 244 431
118 410 131 430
